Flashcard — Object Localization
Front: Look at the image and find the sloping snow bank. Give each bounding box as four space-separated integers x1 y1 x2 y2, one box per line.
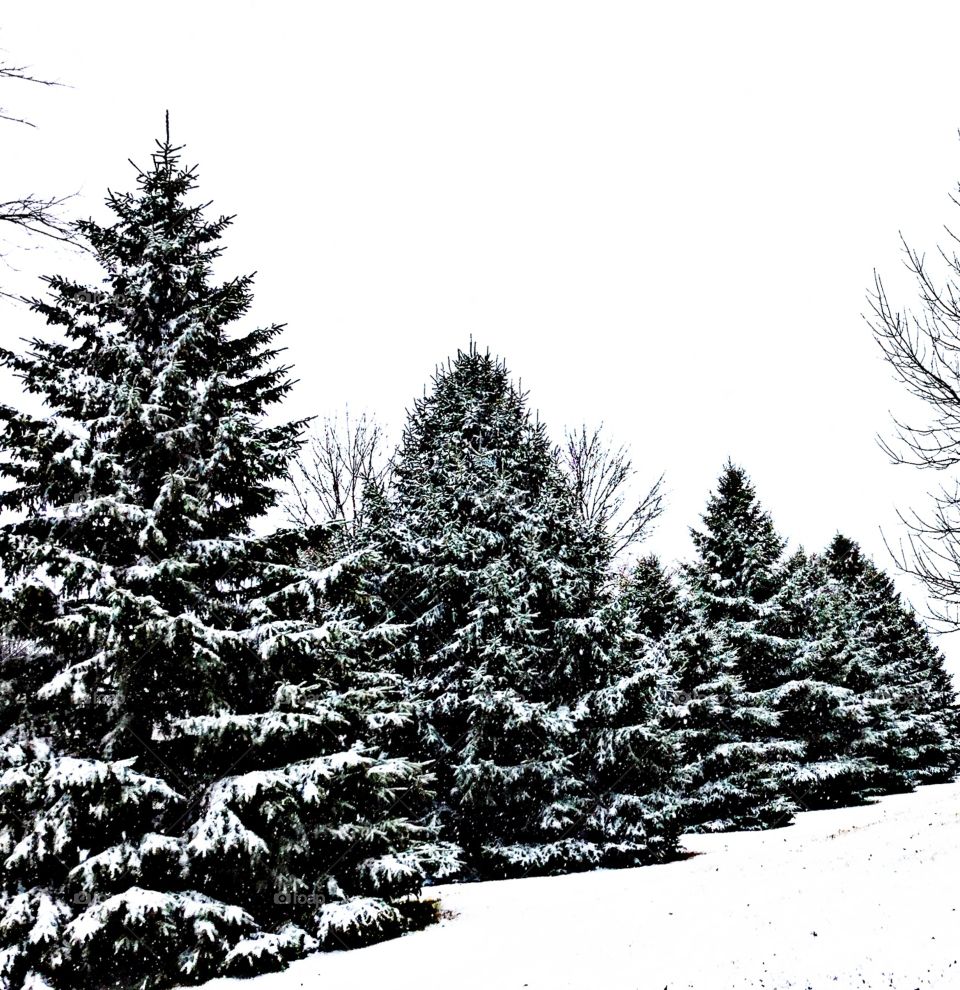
192 781 960 990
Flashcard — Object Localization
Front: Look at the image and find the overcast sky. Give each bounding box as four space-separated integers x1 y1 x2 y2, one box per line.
5 3 960 679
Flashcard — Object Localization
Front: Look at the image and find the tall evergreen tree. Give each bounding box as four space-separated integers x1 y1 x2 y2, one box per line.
0 129 438 990
675 463 799 831
365 347 679 876
366 347 591 877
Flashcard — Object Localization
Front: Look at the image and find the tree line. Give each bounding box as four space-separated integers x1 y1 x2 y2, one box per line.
0 133 956 990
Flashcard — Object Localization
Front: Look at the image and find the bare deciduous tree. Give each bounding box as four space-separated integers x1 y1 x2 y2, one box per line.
560 424 665 561
869 195 960 630
0 191 76 246
284 410 392 544
0 60 63 125
1 58 83 300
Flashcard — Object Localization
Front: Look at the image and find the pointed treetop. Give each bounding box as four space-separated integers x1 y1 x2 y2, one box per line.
824 533 868 582
687 460 786 604
715 458 755 499
696 461 779 539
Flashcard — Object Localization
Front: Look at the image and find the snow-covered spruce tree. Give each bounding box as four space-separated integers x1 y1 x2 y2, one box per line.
0 130 439 990
685 462 792 692
770 550 896 808
673 463 800 832
364 346 679 877
365 347 588 878
823 535 960 784
669 612 798 832
580 557 685 866
614 555 682 644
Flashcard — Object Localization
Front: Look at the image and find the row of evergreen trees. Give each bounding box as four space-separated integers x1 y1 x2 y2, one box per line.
0 134 956 990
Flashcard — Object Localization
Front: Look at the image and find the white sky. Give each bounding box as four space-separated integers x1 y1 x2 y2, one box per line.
4 2 960 680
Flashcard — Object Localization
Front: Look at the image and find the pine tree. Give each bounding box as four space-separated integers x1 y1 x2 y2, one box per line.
675 463 799 831
0 128 438 990
366 347 592 878
772 550 893 808
615 555 681 643
686 462 791 691
823 535 959 785
365 347 679 876
670 612 799 831
576 558 684 865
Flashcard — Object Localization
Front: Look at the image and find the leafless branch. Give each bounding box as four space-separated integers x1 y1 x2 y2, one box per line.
560 423 665 561
0 193 77 244
0 59 65 126
283 410 392 544
0 634 38 667
0 58 84 298
868 201 960 630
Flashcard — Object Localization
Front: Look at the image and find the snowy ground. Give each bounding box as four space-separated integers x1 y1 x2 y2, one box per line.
195 782 960 990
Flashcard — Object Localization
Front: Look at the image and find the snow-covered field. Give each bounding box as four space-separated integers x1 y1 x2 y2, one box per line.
195 782 960 990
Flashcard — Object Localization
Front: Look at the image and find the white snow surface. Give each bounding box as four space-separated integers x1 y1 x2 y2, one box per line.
192 781 960 990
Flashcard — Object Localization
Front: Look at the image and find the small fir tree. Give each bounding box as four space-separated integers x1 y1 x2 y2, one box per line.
614 555 681 643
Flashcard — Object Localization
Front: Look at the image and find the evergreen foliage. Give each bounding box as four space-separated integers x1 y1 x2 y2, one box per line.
685 462 790 691
0 131 439 990
575 563 683 868
615 555 681 643
363 347 680 876
362 348 595 877
823 535 960 785
0 124 954 988
676 463 800 831
773 550 899 808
